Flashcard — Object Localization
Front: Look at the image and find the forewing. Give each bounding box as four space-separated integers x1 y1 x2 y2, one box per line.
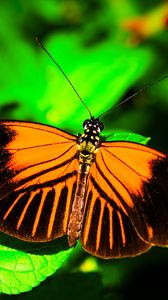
0 121 78 242
81 141 168 258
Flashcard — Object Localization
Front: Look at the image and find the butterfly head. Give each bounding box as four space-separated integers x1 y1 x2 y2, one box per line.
79 118 103 146
83 118 104 133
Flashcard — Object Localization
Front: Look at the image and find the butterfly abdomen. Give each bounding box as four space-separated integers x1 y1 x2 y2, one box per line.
67 163 90 246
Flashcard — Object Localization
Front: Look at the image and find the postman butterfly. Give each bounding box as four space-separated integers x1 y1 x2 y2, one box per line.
0 42 168 259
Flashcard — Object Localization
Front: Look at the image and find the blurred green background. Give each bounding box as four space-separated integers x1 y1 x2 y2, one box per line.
0 0 168 299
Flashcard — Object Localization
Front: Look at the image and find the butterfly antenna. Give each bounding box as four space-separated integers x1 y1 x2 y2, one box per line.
98 74 168 119
36 37 92 119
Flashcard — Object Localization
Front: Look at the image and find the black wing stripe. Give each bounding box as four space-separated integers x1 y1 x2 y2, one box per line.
34 179 76 240
3 193 24 221
0 175 77 241
98 204 110 254
16 190 43 236
32 188 52 237
95 152 135 209
96 199 106 251
16 191 41 230
83 197 126 255
18 171 77 192
48 186 68 238
90 174 127 212
81 189 150 258
34 188 56 239
0 191 32 236
83 193 101 253
0 150 77 189
0 154 77 199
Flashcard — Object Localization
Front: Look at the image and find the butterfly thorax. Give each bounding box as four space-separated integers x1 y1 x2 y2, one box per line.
78 140 98 164
67 118 104 246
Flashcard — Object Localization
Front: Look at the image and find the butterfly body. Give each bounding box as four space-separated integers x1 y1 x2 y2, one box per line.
67 118 103 246
0 119 168 258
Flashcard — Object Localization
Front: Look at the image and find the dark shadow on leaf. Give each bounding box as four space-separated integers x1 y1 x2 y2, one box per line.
0 231 71 255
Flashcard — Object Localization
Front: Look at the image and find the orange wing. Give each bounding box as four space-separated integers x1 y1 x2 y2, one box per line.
81 141 168 258
0 121 78 242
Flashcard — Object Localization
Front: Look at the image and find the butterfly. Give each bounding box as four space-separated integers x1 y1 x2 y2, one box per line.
0 116 168 259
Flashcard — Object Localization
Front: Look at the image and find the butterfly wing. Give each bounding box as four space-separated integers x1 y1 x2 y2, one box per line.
80 141 168 258
0 121 78 242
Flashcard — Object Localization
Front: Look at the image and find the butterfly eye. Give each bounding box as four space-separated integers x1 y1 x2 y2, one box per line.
94 120 104 132
83 119 91 128
98 122 104 132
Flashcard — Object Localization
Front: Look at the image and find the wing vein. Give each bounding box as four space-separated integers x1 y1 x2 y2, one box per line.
103 147 148 178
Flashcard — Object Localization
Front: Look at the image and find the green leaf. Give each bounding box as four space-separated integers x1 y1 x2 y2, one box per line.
102 130 150 144
0 243 73 295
